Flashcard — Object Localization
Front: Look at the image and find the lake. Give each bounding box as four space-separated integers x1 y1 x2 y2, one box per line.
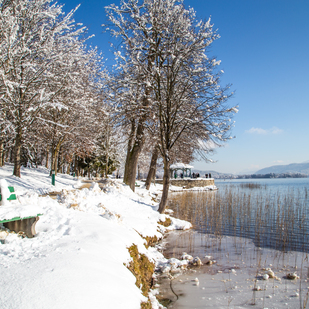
158 178 309 308
168 177 309 252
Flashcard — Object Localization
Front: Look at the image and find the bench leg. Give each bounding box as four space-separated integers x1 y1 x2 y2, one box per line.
3 216 40 238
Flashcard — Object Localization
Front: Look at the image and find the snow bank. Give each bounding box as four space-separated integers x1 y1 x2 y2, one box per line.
0 164 191 309
0 164 78 196
170 185 217 192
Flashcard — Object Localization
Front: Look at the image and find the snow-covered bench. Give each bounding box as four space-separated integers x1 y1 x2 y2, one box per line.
0 183 42 238
0 214 42 238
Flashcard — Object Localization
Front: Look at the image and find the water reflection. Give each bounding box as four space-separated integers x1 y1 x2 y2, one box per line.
168 180 309 253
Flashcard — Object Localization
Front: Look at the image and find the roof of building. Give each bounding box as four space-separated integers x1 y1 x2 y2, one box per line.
170 163 194 169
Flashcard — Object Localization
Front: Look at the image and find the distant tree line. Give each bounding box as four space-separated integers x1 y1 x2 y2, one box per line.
0 0 237 213
215 173 308 179
236 173 308 179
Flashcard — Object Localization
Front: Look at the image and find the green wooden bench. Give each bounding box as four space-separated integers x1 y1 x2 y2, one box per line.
0 186 42 238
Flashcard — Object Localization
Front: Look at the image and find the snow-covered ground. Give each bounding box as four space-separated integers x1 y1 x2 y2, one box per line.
4 164 306 309
0 164 191 309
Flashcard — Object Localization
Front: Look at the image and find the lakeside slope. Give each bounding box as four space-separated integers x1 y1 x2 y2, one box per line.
0 164 191 309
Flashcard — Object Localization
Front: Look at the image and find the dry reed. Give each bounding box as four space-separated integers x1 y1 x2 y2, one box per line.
168 184 309 253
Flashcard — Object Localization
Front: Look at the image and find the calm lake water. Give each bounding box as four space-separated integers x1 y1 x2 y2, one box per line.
168 177 309 253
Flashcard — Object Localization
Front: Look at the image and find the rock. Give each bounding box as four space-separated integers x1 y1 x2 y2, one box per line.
266 269 275 278
0 230 8 244
192 278 199 286
287 272 299 280
0 230 8 239
181 252 193 261
190 257 203 266
263 274 269 280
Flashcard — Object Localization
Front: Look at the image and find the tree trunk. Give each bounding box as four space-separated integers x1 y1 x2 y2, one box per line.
45 147 49 169
124 57 153 190
145 146 159 190
51 142 62 175
105 156 109 179
13 130 22 177
158 158 170 214
6 148 11 163
105 124 110 179
57 150 62 174
123 120 146 191
124 143 143 191
123 119 136 184
0 139 4 167
74 155 78 176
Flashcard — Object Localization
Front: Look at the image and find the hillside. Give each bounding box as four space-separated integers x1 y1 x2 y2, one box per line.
255 162 309 175
192 169 234 179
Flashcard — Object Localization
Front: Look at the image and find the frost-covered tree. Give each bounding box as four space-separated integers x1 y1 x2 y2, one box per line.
106 0 237 213
0 0 89 177
40 45 106 175
105 1 159 191
149 1 237 213
0 108 12 166
94 106 122 178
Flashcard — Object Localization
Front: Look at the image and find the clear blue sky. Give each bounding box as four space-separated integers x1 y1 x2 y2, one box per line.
62 0 309 174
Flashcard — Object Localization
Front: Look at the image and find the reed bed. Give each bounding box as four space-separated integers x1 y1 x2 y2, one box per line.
239 182 267 189
168 185 309 253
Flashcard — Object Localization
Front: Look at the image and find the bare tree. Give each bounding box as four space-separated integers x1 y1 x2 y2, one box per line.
0 0 89 177
148 1 237 213
145 133 195 190
41 45 106 175
105 0 159 191
94 106 122 178
106 0 237 213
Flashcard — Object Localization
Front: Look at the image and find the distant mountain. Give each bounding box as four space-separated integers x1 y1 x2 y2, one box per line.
255 162 309 176
192 169 234 179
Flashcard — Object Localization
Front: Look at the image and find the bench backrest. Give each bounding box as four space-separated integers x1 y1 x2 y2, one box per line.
0 186 17 201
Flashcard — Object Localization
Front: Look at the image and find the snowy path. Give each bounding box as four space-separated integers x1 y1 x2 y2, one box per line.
0 165 190 309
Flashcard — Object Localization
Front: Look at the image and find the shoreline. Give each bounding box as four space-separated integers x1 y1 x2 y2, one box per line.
156 227 309 308
0 165 193 309
2 165 308 308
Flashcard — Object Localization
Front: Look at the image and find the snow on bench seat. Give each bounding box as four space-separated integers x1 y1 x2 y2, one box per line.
0 204 43 238
0 179 43 238
0 204 43 222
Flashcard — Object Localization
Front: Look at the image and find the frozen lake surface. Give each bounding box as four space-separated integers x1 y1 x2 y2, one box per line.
159 230 309 308
158 178 309 308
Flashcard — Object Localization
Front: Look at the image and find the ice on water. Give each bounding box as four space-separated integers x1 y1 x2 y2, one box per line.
160 230 309 308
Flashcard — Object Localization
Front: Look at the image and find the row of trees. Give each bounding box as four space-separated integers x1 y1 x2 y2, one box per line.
0 0 121 178
106 0 238 212
1 0 238 214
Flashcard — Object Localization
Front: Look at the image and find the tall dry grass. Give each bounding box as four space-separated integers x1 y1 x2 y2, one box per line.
168 185 309 253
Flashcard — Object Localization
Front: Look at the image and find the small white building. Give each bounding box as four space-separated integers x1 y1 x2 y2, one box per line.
170 163 194 179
